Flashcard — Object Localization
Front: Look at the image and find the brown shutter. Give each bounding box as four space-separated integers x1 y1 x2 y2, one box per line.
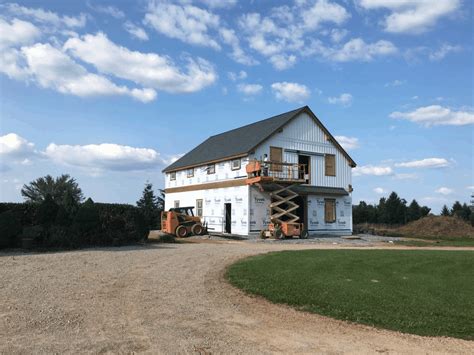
325 154 336 176
270 146 283 171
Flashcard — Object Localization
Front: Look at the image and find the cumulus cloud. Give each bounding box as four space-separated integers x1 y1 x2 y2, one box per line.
64 32 217 94
237 83 263 95
306 38 397 62
353 165 393 176
334 136 359 150
385 79 405 87
228 70 247 81
302 0 350 30
268 54 297 70
373 187 386 194
358 0 460 34
435 187 454 195
4 2 87 28
271 82 310 103
328 93 353 107
144 1 221 49
198 0 237 8
395 158 450 168
44 143 164 172
219 28 258 65
390 105 474 126
124 22 149 41
0 133 35 158
0 18 40 49
22 43 156 102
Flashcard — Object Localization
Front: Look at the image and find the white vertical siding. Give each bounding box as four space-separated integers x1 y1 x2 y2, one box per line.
250 112 353 190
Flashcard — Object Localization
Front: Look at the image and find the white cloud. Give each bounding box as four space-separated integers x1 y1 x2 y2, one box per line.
64 32 217 94
124 22 149 41
429 43 462 61
271 82 310 103
237 83 263 95
385 79 405 87
390 105 474 126
306 38 397 62
44 143 163 172
0 18 40 49
4 3 87 28
373 187 386 194
144 2 221 49
395 158 450 169
358 0 460 34
393 173 419 180
328 93 353 107
353 165 393 176
22 43 156 102
87 3 124 19
198 0 237 8
330 28 348 43
228 70 247 81
268 54 297 70
219 28 257 65
467 186 474 191
302 0 350 30
334 136 359 150
0 133 35 158
435 187 454 195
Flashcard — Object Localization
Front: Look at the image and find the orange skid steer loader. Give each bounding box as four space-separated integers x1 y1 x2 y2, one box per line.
161 207 207 238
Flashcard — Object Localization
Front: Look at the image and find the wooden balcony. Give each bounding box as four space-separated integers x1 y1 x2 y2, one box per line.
245 160 307 185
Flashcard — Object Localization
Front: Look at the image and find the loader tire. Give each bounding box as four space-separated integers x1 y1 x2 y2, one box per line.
175 225 188 238
192 224 204 236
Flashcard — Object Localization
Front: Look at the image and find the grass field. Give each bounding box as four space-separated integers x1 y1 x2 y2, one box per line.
395 237 474 247
227 250 474 339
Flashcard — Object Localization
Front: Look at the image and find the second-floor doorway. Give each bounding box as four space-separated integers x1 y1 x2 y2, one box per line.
298 155 310 184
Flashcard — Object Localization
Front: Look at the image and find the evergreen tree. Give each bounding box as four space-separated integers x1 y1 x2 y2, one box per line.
137 182 160 229
384 192 406 224
441 205 451 216
420 206 431 217
407 199 422 222
451 201 463 218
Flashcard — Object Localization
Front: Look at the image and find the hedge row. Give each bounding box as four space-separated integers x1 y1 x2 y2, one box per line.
0 200 149 250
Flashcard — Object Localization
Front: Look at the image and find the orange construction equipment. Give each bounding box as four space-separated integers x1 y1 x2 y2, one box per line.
161 207 206 238
246 159 309 240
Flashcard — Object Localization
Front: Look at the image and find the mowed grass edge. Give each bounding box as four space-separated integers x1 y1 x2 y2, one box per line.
226 250 474 339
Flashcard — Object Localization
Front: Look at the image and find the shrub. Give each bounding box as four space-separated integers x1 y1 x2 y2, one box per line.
73 198 100 243
0 210 22 248
36 194 59 226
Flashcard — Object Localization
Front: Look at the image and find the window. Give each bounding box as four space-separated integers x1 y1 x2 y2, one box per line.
231 159 241 170
325 154 336 176
170 172 176 181
187 168 194 178
207 164 215 174
196 199 203 217
174 200 180 208
270 146 283 171
324 199 336 223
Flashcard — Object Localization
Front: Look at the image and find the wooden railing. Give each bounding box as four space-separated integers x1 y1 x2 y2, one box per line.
246 160 307 182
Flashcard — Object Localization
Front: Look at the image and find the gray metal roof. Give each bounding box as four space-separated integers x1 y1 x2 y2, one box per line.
163 106 356 172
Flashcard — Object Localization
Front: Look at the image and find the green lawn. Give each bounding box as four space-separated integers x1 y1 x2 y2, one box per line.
394 237 474 247
226 250 474 339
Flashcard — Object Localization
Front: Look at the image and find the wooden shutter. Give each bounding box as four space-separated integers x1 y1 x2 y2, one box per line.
325 154 336 176
325 199 335 223
270 146 283 171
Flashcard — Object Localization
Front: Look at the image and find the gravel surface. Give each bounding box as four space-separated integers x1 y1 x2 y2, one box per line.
1 241 472 354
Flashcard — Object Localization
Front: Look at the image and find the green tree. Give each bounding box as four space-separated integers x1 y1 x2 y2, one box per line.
384 192 406 224
451 201 463 218
441 205 451 216
420 206 431 217
136 182 160 229
21 174 83 205
407 199 421 222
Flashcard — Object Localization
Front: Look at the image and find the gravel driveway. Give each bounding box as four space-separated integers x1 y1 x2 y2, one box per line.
1 240 472 354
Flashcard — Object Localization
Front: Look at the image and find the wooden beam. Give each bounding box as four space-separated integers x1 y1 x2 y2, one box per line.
165 178 247 193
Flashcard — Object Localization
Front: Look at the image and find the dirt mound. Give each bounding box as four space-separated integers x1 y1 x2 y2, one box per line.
395 216 474 238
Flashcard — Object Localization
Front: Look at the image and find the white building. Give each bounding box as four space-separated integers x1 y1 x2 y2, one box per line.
163 106 356 236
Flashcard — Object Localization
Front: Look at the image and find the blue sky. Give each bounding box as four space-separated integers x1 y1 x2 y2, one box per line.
0 0 472 213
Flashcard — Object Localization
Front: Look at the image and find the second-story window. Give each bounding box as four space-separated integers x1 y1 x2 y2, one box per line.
231 159 241 170
207 164 215 174
187 168 194 178
170 172 176 181
325 154 336 176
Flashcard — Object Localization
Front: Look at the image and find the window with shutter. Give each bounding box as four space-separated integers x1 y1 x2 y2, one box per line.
270 146 283 171
325 154 336 176
324 199 336 223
